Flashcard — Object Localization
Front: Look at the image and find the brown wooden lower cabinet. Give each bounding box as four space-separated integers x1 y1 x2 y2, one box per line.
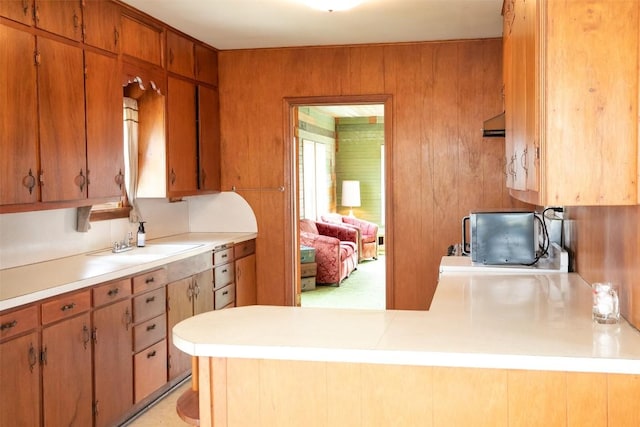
0 331 40 427
93 298 133 427
168 269 215 380
42 312 93 427
201 358 640 427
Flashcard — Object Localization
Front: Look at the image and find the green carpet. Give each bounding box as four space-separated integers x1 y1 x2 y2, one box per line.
301 255 386 310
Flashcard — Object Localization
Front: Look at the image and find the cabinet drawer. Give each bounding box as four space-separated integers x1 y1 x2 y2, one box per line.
0 305 38 341
133 288 166 323
133 313 166 353
214 262 234 289
234 239 256 259
93 278 132 307
132 268 167 294
41 290 91 325
134 339 167 403
213 247 233 266
214 284 235 310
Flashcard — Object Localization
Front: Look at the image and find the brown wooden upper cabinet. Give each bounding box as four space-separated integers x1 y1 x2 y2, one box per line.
0 0 34 25
167 76 199 196
198 85 222 192
120 14 163 67
504 0 639 206
83 0 121 53
195 44 218 86
34 0 83 42
85 51 125 200
166 30 195 78
0 24 39 206
37 36 88 202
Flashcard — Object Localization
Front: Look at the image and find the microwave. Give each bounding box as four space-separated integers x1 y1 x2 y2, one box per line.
461 210 536 265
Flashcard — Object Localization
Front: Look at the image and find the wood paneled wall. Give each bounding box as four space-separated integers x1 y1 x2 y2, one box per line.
569 206 640 330
219 39 524 309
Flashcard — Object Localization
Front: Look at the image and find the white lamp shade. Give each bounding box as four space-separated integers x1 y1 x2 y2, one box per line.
341 180 361 207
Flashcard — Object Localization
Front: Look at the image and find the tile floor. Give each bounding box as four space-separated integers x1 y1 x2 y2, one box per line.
123 381 192 427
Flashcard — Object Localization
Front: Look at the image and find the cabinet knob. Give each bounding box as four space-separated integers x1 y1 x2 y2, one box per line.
22 169 36 194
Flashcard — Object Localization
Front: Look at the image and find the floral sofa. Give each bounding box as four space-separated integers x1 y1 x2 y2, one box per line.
300 219 358 285
321 213 379 262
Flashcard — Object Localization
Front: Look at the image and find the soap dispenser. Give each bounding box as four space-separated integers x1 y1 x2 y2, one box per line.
137 221 146 247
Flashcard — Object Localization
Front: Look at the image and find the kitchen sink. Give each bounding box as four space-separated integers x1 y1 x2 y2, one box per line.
87 243 203 262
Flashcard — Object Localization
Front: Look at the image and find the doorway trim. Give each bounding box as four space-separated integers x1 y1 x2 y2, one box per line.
283 94 394 308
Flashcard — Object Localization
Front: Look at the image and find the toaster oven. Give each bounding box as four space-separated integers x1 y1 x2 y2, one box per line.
461 210 536 265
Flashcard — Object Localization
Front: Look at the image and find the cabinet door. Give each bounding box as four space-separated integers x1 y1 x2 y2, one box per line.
93 299 133 427
198 85 221 192
193 269 214 315
85 51 125 199
42 313 93 427
37 36 87 202
236 253 257 306
167 77 198 196
0 25 39 205
83 0 120 53
166 277 193 380
35 0 82 41
0 332 40 427
167 30 195 78
509 0 527 191
523 0 538 192
0 0 33 25
195 44 218 85
120 14 162 66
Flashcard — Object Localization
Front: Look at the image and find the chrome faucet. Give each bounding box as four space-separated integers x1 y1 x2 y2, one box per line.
112 232 135 253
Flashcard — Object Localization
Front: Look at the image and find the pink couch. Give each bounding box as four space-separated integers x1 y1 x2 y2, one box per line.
321 213 379 262
300 219 358 285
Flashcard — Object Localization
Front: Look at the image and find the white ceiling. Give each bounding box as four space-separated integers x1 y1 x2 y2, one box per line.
120 0 504 50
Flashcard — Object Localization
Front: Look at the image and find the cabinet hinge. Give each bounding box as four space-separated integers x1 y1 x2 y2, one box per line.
535 147 540 160
34 50 41 66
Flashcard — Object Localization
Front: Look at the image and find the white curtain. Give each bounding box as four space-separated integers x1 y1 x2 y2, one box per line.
123 97 142 223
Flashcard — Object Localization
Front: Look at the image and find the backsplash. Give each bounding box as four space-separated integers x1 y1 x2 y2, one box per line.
0 193 257 270
0 199 189 269
568 205 640 330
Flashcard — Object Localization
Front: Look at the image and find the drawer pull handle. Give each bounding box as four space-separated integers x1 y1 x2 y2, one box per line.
222 268 227 273
222 290 229 296
147 350 157 359
221 254 227 259
107 288 120 296
146 324 156 331
61 303 76 312
1 320 17 331
145 277 155 284
145 296 156 304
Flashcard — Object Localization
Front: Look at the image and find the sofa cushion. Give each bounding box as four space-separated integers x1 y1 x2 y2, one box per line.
300 219 319 234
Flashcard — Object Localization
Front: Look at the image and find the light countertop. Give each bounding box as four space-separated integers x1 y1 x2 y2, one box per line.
173 273 640 374
0 232 256 311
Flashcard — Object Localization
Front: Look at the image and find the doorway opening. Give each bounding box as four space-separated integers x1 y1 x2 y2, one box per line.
285 95 393 310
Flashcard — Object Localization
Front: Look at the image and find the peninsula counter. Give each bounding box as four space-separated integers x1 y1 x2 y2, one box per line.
173 273 640 426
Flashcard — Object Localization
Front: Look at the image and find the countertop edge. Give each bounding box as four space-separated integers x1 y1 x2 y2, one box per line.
173 332 640 375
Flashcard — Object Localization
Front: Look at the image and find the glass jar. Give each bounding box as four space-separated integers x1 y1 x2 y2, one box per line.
592 282 620 324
